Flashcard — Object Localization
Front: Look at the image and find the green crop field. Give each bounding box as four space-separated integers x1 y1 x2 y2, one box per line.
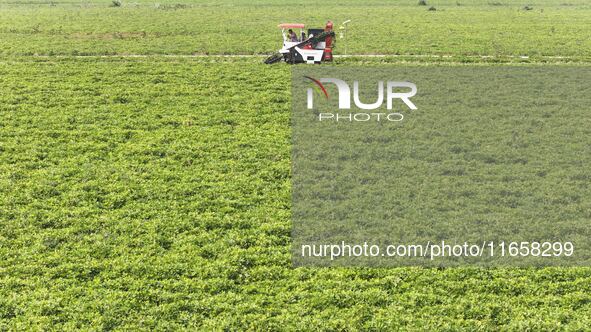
1 0 590 330
1 0 591 57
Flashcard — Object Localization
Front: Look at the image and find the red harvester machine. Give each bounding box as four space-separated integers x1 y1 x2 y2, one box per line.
264 21 335 65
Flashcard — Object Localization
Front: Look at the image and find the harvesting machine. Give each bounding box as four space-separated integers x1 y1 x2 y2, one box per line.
264 21 336 65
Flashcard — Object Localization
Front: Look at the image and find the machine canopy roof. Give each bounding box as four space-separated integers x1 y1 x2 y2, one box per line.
278 23 305 29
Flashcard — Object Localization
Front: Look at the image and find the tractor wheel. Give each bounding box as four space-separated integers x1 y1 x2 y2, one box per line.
286 50 297 65
264 53 283 64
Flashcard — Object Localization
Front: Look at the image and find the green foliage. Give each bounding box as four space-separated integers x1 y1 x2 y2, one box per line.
292 66 591 267
0 0 590 330
0 0 589 56
1 57 591 330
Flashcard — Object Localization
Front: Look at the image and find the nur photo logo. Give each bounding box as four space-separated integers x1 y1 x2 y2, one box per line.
304 75 418 122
